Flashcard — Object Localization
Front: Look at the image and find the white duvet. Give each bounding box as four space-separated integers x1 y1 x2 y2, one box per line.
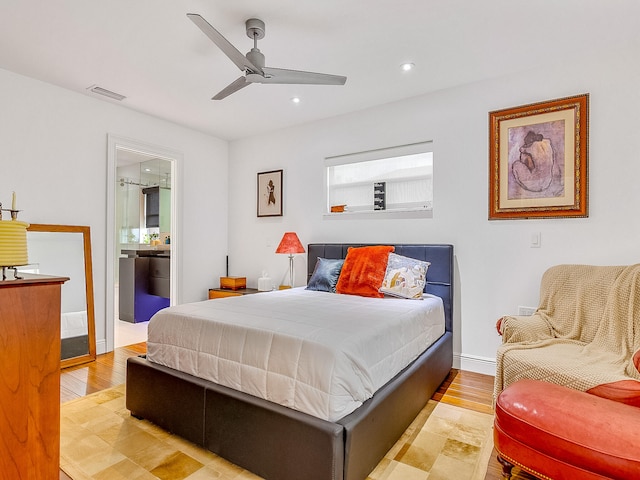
147 287 445 421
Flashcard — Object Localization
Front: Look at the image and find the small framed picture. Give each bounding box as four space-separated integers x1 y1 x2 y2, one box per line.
257 169 283 217
489 94 589 220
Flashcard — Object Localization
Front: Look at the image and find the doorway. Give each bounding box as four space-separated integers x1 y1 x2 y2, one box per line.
106 135 182 352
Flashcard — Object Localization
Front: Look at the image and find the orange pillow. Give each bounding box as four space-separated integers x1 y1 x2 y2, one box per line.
335 245 394 298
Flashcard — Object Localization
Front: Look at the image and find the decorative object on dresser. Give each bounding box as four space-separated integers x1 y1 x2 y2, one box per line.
275 231 305 287
257 169 283 217
0 191 29 280
489 93 589 220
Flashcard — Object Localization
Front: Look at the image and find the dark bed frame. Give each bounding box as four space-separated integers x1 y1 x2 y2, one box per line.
126 243 453 480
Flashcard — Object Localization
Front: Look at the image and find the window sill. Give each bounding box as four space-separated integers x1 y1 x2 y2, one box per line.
322 209 433 220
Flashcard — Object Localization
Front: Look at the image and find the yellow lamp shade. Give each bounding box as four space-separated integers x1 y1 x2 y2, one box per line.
0 220 29 267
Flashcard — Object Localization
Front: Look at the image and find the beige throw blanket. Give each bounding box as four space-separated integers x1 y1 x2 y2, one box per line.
494 264 640 400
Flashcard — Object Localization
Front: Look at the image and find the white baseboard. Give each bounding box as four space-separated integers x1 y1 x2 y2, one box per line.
96 339 107 355
454 352 496 376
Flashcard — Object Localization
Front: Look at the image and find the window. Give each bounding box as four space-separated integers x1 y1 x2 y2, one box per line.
325 142 433 217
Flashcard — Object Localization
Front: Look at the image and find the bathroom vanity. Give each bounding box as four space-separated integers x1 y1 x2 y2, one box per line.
119 248 170 323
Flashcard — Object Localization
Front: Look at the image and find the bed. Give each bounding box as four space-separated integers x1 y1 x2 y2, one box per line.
126 243 454 480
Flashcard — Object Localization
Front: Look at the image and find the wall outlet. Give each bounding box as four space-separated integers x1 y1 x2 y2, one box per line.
518 306 537 316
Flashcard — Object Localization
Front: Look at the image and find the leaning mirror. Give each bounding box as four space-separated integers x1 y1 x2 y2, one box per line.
21 224 96 368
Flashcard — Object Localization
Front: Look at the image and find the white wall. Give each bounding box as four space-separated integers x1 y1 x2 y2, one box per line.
0 67 229 353
227 41 640 375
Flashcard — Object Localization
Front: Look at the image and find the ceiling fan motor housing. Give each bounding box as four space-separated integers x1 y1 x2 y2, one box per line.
246 48 266 70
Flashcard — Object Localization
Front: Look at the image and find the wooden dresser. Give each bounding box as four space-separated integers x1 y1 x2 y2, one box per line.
0 274 68 479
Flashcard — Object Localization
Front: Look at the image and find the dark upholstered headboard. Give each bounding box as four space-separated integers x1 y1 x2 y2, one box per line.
307 244 454 334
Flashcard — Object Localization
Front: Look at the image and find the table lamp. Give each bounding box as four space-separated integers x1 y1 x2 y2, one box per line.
275 232 305 288
0 192 29 280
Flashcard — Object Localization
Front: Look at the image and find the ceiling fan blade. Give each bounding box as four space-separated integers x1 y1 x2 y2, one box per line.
212 76 251 100
260 67 347 85
187 13 262 75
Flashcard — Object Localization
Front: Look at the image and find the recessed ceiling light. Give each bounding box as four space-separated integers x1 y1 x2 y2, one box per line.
401 63 415 72
291 97 301 104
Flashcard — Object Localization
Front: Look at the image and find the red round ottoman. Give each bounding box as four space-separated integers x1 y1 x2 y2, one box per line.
494 379 640 479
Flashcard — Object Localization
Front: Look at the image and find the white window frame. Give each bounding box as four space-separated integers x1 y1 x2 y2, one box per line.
324 141 433 220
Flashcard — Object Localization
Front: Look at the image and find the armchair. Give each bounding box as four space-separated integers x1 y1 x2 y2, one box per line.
493 264 640 478
495 263 640 404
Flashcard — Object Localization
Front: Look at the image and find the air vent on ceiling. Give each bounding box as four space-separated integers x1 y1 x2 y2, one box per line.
86 85 126 101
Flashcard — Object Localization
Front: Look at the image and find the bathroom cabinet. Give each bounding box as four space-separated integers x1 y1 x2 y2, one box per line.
119 252 170 323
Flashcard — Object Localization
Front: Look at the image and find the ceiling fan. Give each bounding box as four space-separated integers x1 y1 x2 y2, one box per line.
187 13 347 100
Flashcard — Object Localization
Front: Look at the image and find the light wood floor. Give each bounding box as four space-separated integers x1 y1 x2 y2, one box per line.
60 343 507 480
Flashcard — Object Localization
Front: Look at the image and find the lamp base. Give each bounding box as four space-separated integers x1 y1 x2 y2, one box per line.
288 254 294 288
2 266 24 281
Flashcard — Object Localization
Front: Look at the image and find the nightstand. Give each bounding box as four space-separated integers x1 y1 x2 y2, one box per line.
208 288 261 299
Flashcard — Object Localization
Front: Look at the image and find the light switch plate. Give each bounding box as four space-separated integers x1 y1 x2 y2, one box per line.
530 232 541 248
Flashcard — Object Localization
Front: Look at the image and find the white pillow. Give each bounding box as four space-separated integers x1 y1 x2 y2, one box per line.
379 253 430 299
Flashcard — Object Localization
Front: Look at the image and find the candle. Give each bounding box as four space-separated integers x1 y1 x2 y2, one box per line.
11 191 16 211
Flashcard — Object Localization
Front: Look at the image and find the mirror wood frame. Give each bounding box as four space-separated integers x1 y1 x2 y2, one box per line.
27 224 96 368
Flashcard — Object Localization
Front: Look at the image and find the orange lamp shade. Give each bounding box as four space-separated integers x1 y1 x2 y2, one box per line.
275 232 305 254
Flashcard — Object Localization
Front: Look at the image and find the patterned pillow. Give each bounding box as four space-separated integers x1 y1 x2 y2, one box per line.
379 253 430 299
306 258 345 293
335 245 394 298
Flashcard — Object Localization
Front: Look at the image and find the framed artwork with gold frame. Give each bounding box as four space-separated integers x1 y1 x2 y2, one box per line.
489 93 589 220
